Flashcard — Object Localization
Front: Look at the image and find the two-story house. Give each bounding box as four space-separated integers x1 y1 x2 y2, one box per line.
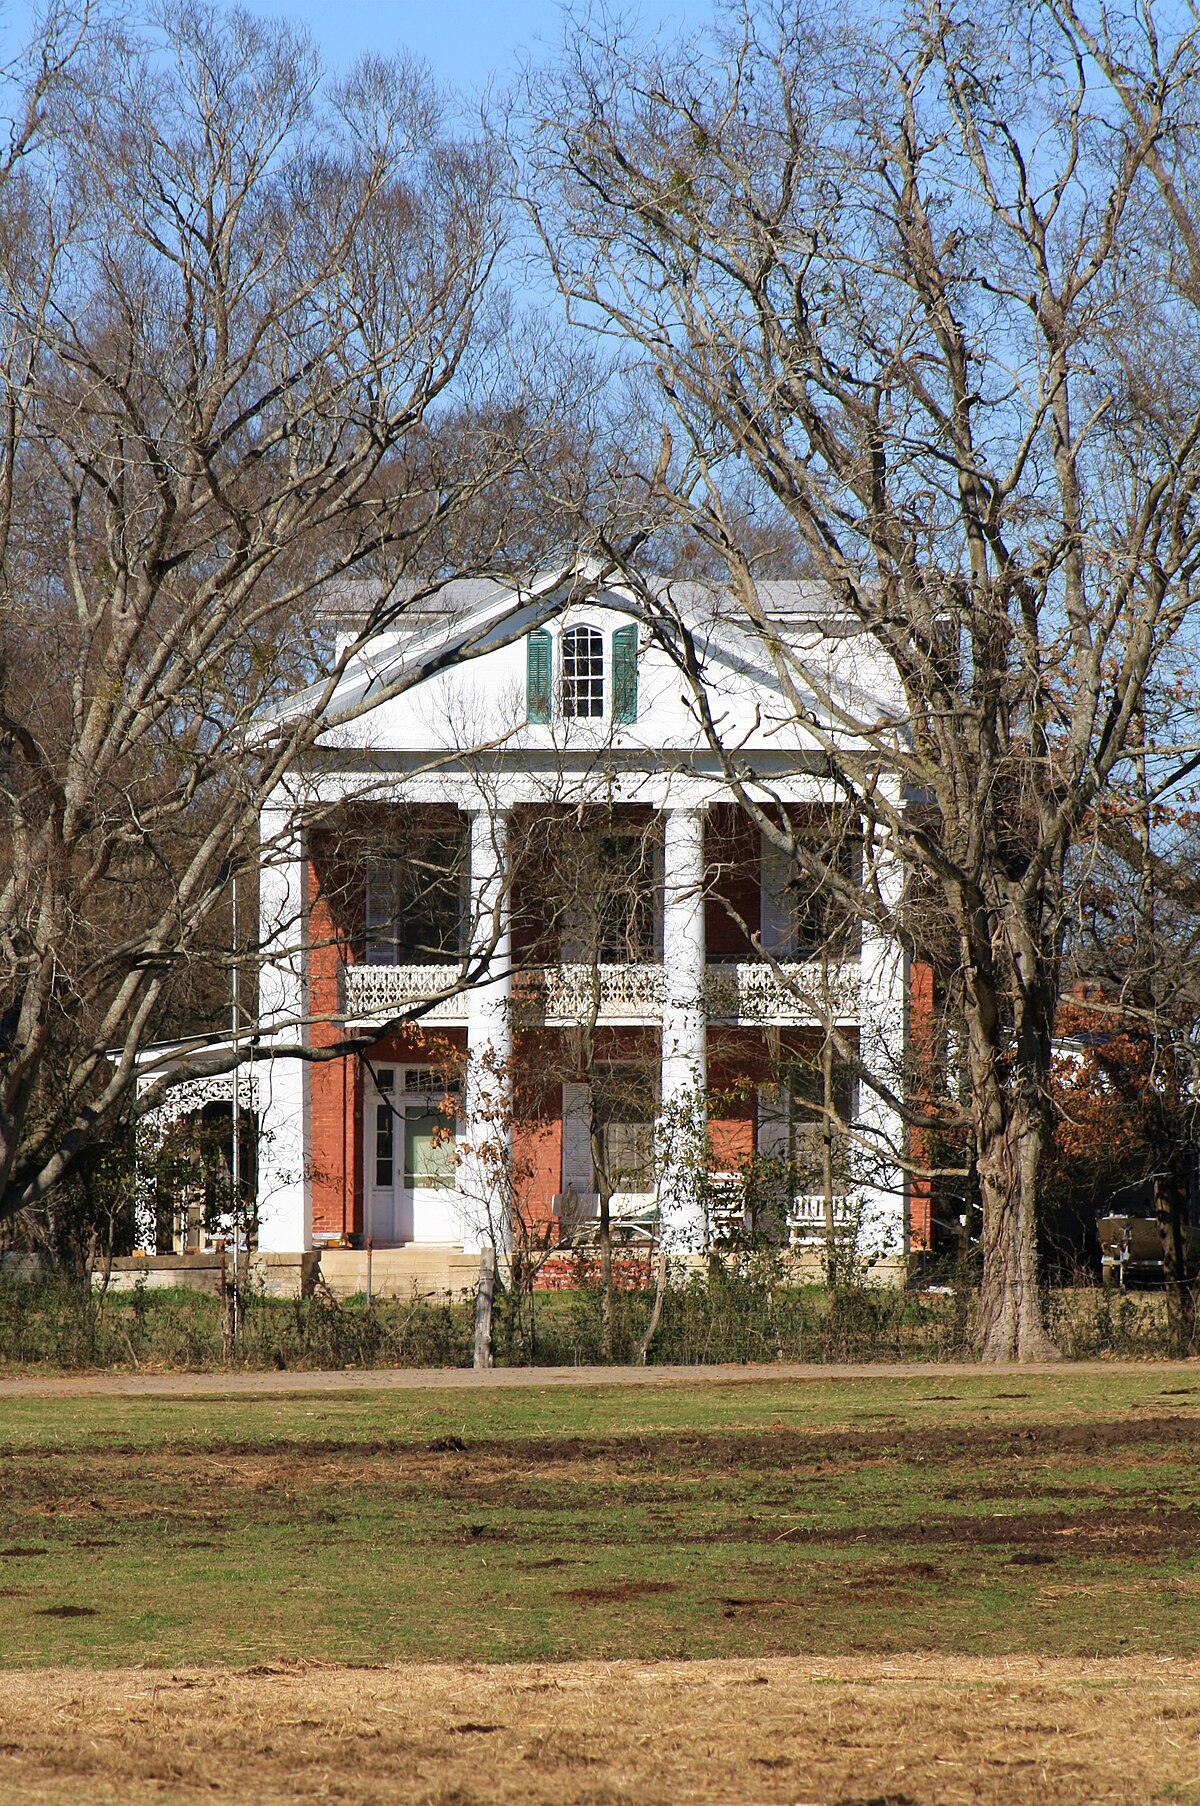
251 568 924 1293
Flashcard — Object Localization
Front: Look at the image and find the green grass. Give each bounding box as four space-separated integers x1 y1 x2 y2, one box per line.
2 1370 1199 1667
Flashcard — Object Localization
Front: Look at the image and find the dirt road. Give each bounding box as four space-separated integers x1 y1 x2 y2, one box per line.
0 1356 1183 1399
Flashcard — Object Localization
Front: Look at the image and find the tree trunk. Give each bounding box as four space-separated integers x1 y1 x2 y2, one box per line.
821 1027 835 1273
636 1238 669 1364
1153 1147 1195 1360
965 956 1058 1363
975 1090 1057 1361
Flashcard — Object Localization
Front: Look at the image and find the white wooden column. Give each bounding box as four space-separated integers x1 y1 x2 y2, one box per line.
658 806 708 1249
459 808 513 1253
855 829 907 1269
255 798 311 1254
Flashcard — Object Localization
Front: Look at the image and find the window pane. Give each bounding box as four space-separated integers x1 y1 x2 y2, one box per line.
762 1062 856 1190
596 1063 658 1189
401 1066 459 1097
404 1108 457 1189
759 820 862 958
562 625 605 718
596 830 659 959
601 1119 655 1189
375 1102 394 1187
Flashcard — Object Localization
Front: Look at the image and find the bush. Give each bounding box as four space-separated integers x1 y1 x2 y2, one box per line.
0 1276 473 1371
0 1261 1183 1371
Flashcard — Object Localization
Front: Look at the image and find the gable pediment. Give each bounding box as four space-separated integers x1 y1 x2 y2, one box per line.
275 568 903 763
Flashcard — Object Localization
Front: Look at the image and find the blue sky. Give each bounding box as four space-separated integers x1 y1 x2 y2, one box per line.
239 0 714 102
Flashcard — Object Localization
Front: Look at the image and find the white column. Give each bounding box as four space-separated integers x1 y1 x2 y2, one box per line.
459 808 512 1253
255 799 311 1254
658 807 708 1249
855 831 907 1271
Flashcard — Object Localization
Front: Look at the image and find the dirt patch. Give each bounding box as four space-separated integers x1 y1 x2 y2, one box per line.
847 1561 944 1589
563 1580 677 1604
9 1416 1200 1565
0 1656 1196 1805
689 1502 1200 1559
12 1411 1200 1499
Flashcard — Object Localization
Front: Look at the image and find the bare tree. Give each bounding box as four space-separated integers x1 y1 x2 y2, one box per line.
0 2 579 1227
522 0 1200 1357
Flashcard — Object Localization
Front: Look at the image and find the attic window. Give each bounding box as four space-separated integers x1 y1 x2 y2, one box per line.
562 625 604 718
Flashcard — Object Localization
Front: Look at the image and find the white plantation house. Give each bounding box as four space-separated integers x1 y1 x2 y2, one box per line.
159 568 930 1293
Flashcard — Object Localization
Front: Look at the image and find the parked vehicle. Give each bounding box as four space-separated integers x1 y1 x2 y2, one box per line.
1097 1215 1200 1287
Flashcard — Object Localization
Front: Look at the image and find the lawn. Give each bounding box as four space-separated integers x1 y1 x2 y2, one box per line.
2 1368 1199 1669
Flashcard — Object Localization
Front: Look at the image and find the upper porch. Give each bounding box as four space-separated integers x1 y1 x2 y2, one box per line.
304 798 868 1033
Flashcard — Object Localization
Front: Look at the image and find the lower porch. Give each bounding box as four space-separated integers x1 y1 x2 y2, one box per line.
279 1021 911 1264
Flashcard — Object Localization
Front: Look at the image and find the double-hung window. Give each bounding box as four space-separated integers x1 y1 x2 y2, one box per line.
363 825 467 965
596 1061 659 1192
561 624 605 718
758 1062 856 1190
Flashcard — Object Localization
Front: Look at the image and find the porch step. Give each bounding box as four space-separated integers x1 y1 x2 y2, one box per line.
316 1245 482 1300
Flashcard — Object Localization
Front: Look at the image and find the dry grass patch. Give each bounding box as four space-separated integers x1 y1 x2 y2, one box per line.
1 1656 1198 1805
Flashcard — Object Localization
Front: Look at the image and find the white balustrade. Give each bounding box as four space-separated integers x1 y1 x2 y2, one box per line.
706 961 860 1024
344 962 474 1022
543 962 664 1021
786 1194 858 1242
344 958 860 1027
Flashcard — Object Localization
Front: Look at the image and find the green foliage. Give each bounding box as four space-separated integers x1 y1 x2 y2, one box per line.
0 1278 472 1371
0 1263 1183 1372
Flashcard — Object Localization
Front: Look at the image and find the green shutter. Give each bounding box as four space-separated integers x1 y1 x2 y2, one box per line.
526 629 551 723
612 623 638 723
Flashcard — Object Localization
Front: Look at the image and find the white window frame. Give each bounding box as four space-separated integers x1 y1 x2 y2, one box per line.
561 622 606 719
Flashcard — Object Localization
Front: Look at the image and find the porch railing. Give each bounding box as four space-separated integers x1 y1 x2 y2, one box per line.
786 1194 858 1243
343 959 860 1027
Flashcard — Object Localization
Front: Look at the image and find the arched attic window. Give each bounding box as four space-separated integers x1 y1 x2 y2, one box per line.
562 624 605 718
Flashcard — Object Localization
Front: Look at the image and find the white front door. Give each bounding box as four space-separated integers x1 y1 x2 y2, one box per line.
364 1067 459 1245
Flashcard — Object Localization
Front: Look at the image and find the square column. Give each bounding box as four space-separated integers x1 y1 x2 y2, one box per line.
855 832 907 1269
459 808 513 1253
255 799 311 1254
658 806 708 1249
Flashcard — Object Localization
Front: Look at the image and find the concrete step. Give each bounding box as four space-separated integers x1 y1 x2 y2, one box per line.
316 1245 481 1300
